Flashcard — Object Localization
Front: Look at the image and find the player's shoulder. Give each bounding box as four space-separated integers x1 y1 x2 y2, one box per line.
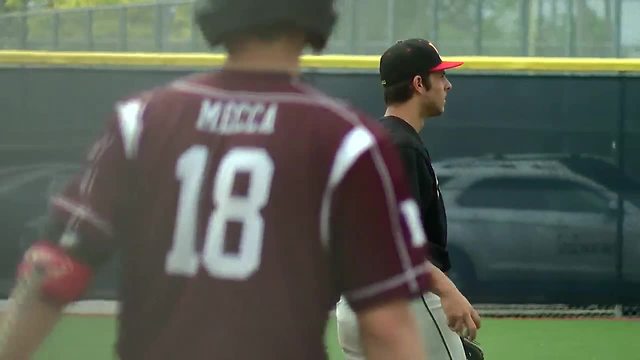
377 116 422 150
104 74 206 156
110 73 208 124
125 73 208 106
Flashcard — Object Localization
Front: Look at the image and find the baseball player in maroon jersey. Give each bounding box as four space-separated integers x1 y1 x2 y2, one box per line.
0 1 433 359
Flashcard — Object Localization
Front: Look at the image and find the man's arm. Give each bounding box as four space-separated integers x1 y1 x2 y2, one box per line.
0 237 98 359
329 125 431 360
0 101 138 359
357 299 427 360
427 263 481 339
0 270 63 360
396 146 481 338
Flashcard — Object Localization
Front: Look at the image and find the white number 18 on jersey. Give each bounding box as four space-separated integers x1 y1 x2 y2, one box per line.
165 145 274 280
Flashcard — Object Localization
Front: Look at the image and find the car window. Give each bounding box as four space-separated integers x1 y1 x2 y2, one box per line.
458 177 610 213
560 157 640 191
560 157 640 208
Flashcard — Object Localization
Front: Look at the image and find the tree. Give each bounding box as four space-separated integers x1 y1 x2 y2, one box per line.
0 0 620 56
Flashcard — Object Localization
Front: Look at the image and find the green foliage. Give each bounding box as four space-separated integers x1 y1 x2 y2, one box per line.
53 0 144 9
4 0 24 11
4 0 147 11
0 0 620 56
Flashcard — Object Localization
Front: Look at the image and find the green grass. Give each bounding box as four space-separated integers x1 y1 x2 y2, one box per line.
34 316 640 360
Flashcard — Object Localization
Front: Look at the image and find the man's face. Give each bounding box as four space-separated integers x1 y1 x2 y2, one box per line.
419 71 452 117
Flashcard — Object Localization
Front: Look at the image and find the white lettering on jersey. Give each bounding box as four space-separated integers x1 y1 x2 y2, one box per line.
196 100 277 135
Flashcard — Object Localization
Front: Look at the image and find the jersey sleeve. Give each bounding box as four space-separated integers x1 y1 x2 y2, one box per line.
47 99 145 268
329 126 431 312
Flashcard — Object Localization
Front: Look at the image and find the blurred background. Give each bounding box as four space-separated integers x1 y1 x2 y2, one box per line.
0 0 639 359
0 0 639 56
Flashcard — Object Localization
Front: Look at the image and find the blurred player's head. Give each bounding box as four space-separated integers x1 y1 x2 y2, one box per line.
195 0 337 56
380 39 462 117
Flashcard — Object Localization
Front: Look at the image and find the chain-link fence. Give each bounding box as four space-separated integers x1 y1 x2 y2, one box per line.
475 304 640 318
1 0 640 56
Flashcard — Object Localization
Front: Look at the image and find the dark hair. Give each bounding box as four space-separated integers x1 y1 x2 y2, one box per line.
195 0 336 52
383 73 431 106
222 22 314 53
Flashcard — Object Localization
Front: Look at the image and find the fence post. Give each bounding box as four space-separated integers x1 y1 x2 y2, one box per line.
190 2 199 51
87 8 94 50
432 0 439 42
119 6 128 51
52 11 59 50
349 0 358 54
567 0 576 56
614 74 626 291
155 2 164 51
387 0 395 45
614 0 622 57
475 0 483 54
521 0 530 56
525 0 540 56
20 12 28 49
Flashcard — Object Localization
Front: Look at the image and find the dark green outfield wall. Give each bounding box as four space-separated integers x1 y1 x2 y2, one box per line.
1 67 638 304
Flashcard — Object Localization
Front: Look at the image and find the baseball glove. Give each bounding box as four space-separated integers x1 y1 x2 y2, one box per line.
461 337 484 360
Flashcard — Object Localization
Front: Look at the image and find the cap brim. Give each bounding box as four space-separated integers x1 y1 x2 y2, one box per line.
431 61 464 72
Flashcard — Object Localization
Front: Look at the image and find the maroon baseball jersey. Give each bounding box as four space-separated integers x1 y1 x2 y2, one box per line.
49 70 430 360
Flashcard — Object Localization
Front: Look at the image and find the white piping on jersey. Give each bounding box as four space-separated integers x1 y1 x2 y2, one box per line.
294 83 425 295
69 131 114 233
116 99 147 160
171 81 314 103
172 80 425 295
345 260 429 302
320 126 375 246
294 84 423 295
58 100 140 239
400 199 427 247
52 196 113 237
79 133 113 196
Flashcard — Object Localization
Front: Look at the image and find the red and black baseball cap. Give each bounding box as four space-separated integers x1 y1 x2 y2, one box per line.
379 39 463 87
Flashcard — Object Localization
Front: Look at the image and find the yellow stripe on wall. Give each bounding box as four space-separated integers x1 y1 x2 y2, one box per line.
1 51 640 72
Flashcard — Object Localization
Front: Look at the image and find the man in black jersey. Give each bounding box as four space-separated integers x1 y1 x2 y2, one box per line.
336 39 482 360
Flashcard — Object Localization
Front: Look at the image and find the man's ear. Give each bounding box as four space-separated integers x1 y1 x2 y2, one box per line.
412 75 423 93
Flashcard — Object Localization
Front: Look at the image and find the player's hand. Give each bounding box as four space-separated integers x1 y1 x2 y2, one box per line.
439 288 481 340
